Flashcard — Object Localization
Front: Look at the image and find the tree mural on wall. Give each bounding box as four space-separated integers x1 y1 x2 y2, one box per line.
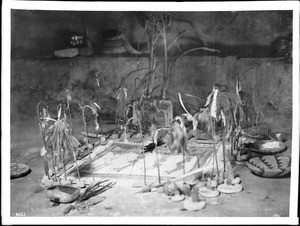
112 12 221 131
133 11 220 100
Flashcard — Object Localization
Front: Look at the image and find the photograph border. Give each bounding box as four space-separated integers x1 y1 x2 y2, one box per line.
2 1 299 225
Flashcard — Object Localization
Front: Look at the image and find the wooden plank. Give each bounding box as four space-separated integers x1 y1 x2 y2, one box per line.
81 131 102 138
57 140 115 178
54 48 78 58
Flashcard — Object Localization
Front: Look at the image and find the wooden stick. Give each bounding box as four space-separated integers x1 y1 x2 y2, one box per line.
43 155 50 180
155 143 161 184
40 123 50 180
162 14 168 99
143 152 147 186
81 131 102 138
141 127 147 186
183 147 185 175
221 134 226 180
71 146 81 181
82 106 93 166
230 135 234 155
62 148 67 181
52 152 58 181
56 141 114 178
210 116 220 181
85 126 92 165
172 165 212 182
154 129 161 184
66 98 73 136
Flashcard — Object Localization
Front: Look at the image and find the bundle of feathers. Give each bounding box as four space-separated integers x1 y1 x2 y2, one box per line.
181 84 244 140
166 116 188 154
202 84 244 138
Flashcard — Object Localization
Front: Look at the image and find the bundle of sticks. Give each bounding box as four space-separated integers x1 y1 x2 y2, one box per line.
40 104 81 181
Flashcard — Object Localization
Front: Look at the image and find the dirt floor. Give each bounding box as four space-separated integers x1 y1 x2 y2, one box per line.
9 113 292 219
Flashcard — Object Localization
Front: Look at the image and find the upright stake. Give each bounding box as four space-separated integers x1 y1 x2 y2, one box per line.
230 135 234 155
114 107 119 131
65 90 73 135
155 145 161 184
82 106 92 166
52 152 58 181
84 119 92 165
94 71 104 137
62 148 67 181
43 155 50 180
154 130 161 184
221 133 226 180
143 151 147 186
71 146 81 181
141 130 147 186
182 147 185 175
40 125 50 180
197 154 200 168
210 116 220 182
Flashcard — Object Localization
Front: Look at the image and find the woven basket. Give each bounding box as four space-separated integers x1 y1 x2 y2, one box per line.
11 163 31 179
242 127 269 140
248 140 287 155
246 154 291 178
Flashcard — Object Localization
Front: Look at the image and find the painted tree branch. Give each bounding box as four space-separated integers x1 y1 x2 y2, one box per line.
167 29 193 51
